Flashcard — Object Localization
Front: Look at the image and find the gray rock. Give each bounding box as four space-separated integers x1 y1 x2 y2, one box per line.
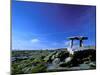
51 55 56 60
89 62 96 67
84 61 90 64
65 57 72 63
52 58 60 66
59 62 70 67
79 64 90 69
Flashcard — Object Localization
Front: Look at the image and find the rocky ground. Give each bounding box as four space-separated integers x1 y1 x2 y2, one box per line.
43 46 96 72
11 46 96 75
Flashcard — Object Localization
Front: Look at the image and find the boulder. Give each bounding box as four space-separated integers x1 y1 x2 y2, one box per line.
65 57 72 63
52 58 60 66
89 62 96 68
51 55 56 60
58 57 73 67
55 51 69 61
59 62 71 67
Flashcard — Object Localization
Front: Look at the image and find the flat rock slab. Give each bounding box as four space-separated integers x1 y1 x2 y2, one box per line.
47 63 96 72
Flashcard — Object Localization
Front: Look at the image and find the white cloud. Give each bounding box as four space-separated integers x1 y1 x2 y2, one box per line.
31 38 40 43
12 39 48 50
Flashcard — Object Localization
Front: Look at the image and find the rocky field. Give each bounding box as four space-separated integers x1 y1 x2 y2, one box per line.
11 46 96 75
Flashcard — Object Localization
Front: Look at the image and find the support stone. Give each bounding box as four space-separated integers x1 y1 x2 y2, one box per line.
70 40 73 48
79 40 83 47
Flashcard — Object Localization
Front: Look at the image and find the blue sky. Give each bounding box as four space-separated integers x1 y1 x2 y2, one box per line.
12 0 96 50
